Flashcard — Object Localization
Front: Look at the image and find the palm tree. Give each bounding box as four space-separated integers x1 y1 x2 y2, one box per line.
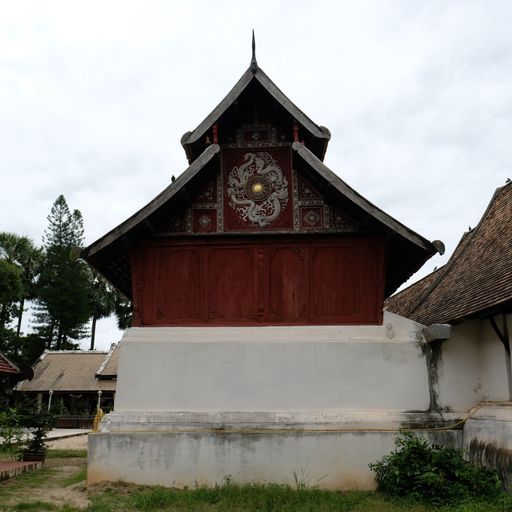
88 270 117 350
0 232 42 335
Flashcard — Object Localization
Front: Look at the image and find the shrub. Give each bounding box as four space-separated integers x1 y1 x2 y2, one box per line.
0 407 24 460
369 433 501 505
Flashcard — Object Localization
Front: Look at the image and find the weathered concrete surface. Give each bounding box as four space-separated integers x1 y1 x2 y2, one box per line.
88 427 461 490
463 402 512 490
115 313 430 413
434 317 511 412
87 313 477 489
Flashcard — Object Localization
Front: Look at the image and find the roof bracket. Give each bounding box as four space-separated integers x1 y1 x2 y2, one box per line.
490 315 510 356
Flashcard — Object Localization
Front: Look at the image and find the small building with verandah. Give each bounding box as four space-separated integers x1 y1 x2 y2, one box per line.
14 345 118 428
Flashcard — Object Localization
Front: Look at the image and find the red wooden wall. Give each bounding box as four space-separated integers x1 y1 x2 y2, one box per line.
131 237 385 326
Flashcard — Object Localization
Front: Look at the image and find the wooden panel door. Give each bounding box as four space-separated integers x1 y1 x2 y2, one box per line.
155 248 202 322
267 246 308 321
310 245 361 322
207 247 257 322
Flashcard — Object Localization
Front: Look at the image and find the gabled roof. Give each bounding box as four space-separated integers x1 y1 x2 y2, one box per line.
386 182 512 324
83 139 441 298
83 51 442 298
15 350 117 392
0 352 20 375
181 64 331 163
83 144 220 260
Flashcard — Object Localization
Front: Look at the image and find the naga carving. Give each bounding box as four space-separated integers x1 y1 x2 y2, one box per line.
227 152 289 227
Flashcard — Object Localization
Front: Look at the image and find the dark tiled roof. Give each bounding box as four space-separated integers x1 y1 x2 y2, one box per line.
384 268 443 318
0 352 20 375
386 182 512 324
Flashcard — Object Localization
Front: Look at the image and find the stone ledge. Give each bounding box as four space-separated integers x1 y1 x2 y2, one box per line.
99 410 465 433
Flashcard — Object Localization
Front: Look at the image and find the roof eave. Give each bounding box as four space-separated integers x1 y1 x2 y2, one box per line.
291 141 439 254
82 144 221 260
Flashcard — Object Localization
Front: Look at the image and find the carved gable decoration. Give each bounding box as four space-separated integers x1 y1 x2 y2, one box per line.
159 147 360 236
223 148 293 231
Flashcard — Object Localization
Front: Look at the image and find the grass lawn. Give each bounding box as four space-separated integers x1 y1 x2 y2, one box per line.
1 450 511 512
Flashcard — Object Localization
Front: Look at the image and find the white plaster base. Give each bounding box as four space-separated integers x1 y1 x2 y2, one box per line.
88 314 463 489
463 402 512 490
88 412 462 489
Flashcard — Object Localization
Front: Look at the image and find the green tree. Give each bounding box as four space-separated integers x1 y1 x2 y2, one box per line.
35 195 92 349
114 291 132 330
88 270 117 350
0 260 23 329
0 232 42 335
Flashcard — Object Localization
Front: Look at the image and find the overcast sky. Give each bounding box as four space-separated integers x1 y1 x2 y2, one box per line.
1 1 511 350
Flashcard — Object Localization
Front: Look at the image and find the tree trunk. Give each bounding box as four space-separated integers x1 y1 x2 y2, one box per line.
0 304 7 329
16 298 25 336
47 318 55 349
90 315 97 350
56 322 63 350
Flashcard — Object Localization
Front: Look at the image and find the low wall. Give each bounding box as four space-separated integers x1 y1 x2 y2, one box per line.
463 403 512 490
88 411 462 489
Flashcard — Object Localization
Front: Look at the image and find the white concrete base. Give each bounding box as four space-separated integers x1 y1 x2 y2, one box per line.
88 314 464 489
114 313 431 413
88 411 462 489
463 402 512 490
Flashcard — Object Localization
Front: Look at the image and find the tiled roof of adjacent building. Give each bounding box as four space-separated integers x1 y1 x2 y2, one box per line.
0 352 20 375
386 182 512 325
15 348 118 392
95 344 119 379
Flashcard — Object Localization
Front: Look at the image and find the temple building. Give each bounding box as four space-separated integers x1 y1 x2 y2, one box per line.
83 41 510 489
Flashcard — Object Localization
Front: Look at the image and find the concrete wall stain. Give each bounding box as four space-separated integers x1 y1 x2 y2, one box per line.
468 439 512 491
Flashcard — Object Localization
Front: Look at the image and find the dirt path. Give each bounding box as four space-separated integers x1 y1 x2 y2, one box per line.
35 458 90 510
0 457 90 510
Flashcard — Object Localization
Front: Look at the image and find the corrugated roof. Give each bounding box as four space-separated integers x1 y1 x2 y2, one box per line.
15 351 116 392
0 352 20 375
386 182 512 324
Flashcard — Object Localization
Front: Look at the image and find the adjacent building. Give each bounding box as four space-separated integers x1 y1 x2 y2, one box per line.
15 346 118 427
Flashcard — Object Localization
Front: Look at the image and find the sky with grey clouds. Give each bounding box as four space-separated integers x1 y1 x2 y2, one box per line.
1 1 511 350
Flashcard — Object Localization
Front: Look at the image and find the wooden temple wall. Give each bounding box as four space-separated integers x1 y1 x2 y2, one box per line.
130 237 385 326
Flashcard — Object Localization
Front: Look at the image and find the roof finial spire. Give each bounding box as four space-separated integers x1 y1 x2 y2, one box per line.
250 29 258 73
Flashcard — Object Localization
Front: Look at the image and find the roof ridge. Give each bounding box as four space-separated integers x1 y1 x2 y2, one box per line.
406 230 475 319
386 265 445 303
96 343 118 376
406 182 507 320
46 350 108 354
292 142 437 252
83 144 220 259
182 67 330 152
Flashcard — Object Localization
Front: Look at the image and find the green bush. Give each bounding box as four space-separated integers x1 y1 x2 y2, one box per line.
0 407 24 461
369 434 502 505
